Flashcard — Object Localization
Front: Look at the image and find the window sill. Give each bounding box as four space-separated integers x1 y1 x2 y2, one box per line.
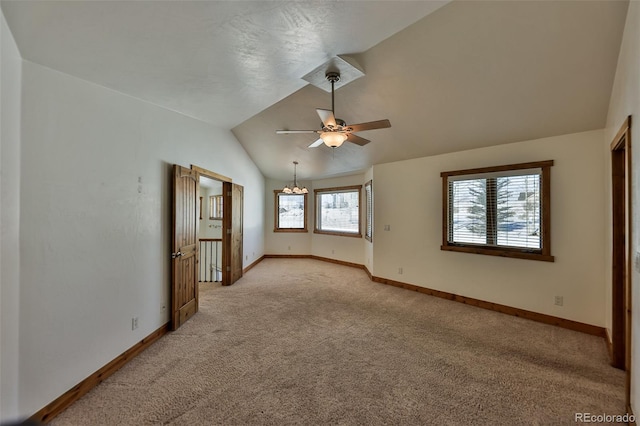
314 230 362 238
274 228 308 233
440 244 554 262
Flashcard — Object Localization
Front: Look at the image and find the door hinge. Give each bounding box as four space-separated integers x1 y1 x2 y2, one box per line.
226 266 231 272
227 229 231 234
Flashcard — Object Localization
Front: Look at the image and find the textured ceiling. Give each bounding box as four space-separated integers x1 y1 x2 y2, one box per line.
1 0 447 129
1 1 629 181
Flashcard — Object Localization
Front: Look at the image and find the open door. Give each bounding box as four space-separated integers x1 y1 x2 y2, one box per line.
223 182 243 285
171 165 199 330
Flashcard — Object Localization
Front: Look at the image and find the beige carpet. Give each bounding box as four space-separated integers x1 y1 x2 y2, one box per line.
51 258 624 425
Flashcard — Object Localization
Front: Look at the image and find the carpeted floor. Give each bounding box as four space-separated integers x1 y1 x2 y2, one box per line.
51 258 625 425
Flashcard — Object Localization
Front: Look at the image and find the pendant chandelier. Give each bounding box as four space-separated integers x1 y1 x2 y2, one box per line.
283 161 308 194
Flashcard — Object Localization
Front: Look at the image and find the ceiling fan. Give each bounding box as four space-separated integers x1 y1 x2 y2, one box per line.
276 71 391 148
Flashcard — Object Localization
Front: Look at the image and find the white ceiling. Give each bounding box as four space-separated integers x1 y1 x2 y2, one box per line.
1 1 628 181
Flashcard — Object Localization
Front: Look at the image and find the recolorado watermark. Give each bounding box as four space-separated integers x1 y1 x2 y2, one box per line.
575 412 635 423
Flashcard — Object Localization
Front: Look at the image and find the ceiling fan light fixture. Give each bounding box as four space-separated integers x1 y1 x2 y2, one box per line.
321 132 347 148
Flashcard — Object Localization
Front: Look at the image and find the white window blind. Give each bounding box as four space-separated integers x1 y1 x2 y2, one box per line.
365 181 373 241
448 170 542 249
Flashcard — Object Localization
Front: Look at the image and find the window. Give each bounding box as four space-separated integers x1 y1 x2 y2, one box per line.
274 191 307 232
441 160 554 262
364 180 373 242
209 195 223 220
314 185 362 237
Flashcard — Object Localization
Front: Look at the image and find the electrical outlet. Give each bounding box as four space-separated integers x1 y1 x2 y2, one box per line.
332 249 335 254
384 225 391 231
288 246 291 251
132 317 139 330
554 296 563 306
398 267 403 275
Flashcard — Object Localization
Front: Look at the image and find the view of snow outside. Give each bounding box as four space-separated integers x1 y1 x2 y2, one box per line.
450 174 541 249
278 194 305 229
318 192 359 233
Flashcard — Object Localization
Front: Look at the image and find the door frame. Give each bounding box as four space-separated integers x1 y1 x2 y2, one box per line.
191 165 232 286
610 115 631 409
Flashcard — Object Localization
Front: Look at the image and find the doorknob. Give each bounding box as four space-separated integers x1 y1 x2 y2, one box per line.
171 251 183 259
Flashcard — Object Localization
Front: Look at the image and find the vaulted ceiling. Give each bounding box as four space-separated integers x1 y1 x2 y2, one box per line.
1 1 628 181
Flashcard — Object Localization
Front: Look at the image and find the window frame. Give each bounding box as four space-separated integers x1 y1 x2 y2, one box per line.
274 190 308 233
364 180 373 242
440 160 554 262
314 185 363 238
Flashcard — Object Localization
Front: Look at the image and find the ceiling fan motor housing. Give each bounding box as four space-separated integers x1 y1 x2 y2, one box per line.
322 118 347 131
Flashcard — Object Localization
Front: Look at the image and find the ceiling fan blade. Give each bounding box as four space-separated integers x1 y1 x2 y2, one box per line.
316 109 336 128
308 138 324 148
348 119 391 133
276 130 319 134
347 133 370 146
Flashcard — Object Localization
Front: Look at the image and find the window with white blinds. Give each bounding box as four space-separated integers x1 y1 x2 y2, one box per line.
274 192 307 232
314 185 362 237
441 161 554 262
365 180 373 242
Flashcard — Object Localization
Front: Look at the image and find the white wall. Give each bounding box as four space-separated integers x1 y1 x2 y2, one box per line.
16 60 264 417
0 8 22 423
604 0 639 413
374 130 605 327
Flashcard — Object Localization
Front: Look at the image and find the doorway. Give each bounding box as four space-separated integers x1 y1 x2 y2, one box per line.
198 176 224 284
191 165 243 287
610 115 631 409
171 164 243 331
